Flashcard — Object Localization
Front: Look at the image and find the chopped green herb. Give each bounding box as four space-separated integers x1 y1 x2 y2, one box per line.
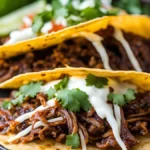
2 101 12 109
32 11 52 33
20 81 42 98
81 7 102 20
57 88 91 112
108 93 126 106
124 88 136 102
32 16 44 33
12 95 24 106
108 88 136 106
66 133 80 149
54 7 68 18
86 74 108 88
54 76 69 91
46 88 56 99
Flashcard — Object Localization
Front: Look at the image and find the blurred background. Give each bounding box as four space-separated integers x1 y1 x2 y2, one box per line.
0 0 150 17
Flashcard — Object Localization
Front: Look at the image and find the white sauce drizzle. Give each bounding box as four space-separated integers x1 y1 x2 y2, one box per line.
79 129 87 150
79 32 112 70
113 29 142 72
114 105 121 131
8 117 63 142
5 27 36 45
15 99 56 123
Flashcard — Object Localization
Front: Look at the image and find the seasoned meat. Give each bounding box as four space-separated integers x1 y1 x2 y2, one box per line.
0 91 150 149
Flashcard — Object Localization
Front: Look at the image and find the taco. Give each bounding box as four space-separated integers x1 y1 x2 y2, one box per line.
0 15 150 83
0 0 120 45
0 68 150 150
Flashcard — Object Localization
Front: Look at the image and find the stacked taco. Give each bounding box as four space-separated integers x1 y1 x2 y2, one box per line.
0 68 150 150
0 15 150 83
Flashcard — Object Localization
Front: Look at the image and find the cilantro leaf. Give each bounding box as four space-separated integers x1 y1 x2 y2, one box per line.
12 95 24 106
66 133 80 149
81 7 103 20
86 74 108 88
124 88 136 102
72 88 92 112
46 88 56 99
20 82 42 98
54 76 69 91
32 11 52 33
57 89 80 112
51 0 62 10
54 7 68 18
108 88 136 106
2 101 12 109
32 16 44 33
57 88 91 112
108 93 126 106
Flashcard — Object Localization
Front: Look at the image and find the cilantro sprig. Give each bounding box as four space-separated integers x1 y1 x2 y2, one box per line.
54 76 69 91
2 82 42 109
86 74 108 88
66 133 80 149
108 88 136 106
57 88 92 112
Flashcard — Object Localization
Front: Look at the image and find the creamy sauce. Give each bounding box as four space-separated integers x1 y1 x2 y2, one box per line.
113 29 142 72
114 105 121 131
79 32 112 70
15 99 56 123
8 117 63 142
5 27 36 45
79 129 87 150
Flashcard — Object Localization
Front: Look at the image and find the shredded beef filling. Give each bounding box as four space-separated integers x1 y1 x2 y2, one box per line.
0 91 149 149
0 26 150 82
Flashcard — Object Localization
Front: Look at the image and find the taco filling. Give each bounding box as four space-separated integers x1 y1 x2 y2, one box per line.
0 25 150 83
0 72 149 150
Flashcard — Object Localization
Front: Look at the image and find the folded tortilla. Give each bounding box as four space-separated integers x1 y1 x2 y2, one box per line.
0 68 150 150
0 15 150 59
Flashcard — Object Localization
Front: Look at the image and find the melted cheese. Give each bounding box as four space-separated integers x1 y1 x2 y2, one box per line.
5 27 36 45
8 117 63 142
79 129 87 150
15 99 56 123
113 29 142 72
79 32 112 70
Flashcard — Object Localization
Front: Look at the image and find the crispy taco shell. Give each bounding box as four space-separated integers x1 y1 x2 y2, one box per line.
0 68 150 150
0 15 150 59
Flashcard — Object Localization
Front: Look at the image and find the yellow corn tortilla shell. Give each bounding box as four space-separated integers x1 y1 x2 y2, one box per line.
0 68 150 92
0 15 150 59
0 68 150 149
